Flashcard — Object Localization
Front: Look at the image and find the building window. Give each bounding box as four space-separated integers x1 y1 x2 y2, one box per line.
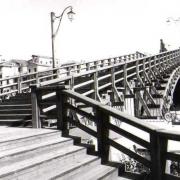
29 69 31 73
34 68 37 72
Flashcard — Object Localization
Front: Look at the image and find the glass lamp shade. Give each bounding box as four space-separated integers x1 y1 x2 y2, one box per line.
67 8 75 21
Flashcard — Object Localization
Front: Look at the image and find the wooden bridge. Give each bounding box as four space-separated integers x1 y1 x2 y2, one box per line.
0 50 180 179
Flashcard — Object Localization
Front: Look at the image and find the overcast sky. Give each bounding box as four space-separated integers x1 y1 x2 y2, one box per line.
0 0 180 63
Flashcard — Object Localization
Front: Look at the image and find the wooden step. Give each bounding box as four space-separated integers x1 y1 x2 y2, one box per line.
0 137 73 166
0 129 61 151
53 163 119 180
0 119 25 126
0 109 32 114
0 128 123 179
11 93 31 97
0 114 31 119
0 101 31 105
0 104 31 109
0 144 88 179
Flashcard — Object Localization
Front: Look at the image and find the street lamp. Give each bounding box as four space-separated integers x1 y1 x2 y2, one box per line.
51 6 75 68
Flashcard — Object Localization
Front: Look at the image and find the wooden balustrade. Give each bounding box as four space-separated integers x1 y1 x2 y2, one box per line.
31 85 180 180
0 49 179 100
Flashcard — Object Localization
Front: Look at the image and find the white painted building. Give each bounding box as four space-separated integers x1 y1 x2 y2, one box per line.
28 55 61 73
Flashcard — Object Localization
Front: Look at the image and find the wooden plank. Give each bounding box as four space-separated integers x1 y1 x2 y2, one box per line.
82 89 95 96
114 70 123 76
108 123 150 149
98 74 111 81
157 129 180 140
166 152 180 162
66 103 95 122
63 89 157 133
67 118 97 137
74 79 94 89
0 83 18 89
164 174 180 180
108 138 151 168
98 82 112 90
40 76 71 86
42 92 56 100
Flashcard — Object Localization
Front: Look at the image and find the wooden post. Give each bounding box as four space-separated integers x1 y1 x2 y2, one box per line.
154 56 157 73
111 65 115 89
108 59 111 66
77 65 81 73
31 85 41 128
70 76 74 90
123 63 127 92
96 107 110 164
94 61 98 70
136 60 140 85
128 55 131 61
66 67 71 76
119 57 122 63
56 87 68 136
93 71 98 100
36 72 39 84
114 58 117 64
86 63 90 71
18 76 22 93
150 132 167 180
52 67 58 79
133 88 140 117
100 60 104 67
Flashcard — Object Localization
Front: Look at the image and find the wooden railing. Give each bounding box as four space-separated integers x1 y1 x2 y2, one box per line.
0 49 180 119
0 49 179 101
31 85 180 180
0 52 144 99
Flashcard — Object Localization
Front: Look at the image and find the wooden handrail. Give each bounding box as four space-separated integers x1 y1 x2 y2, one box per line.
0 49 179 100
31 85 180 179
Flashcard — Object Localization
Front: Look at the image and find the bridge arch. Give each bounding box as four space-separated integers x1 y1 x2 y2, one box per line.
173 78 180 109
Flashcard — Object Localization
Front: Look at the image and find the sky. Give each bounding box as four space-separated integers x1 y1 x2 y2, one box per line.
0 0 180 63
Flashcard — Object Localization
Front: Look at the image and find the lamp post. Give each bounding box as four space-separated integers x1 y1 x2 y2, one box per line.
51 6 75 68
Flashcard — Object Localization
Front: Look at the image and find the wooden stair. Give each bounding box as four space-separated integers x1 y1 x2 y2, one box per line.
0 93 55 127
0 127 131 180
0 93 32 126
